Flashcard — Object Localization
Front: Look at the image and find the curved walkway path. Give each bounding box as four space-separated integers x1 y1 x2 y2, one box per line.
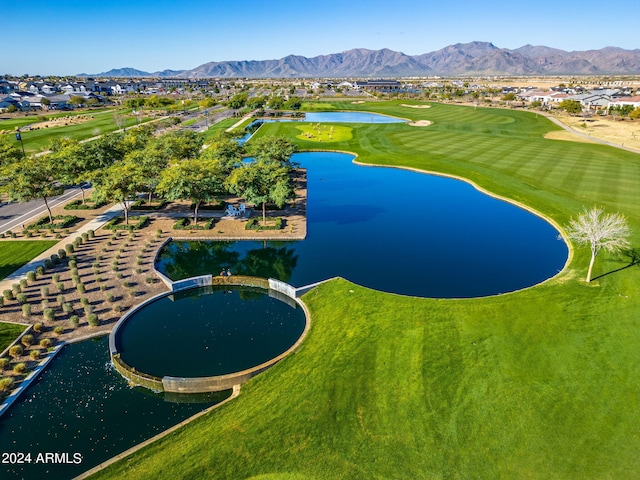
541 112 640 154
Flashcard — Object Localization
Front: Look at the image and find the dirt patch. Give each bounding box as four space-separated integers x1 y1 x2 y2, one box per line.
26 114 95 131
544 130 598 144
552 114 640 151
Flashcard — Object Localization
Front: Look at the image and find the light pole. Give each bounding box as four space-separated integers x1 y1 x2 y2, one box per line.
15 130 25 156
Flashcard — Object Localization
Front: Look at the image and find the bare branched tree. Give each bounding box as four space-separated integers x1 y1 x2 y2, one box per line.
113 113 126 131
565 206 631 282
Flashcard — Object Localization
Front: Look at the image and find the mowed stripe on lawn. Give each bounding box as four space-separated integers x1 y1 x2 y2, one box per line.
91 101 640 480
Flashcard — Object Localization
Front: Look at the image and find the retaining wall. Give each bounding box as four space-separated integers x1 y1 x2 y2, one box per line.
111 354 164 391
269 278 297 298
109 274 309 394
171 274 212 292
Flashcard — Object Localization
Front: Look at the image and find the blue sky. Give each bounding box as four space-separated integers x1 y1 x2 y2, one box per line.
4 0 639 75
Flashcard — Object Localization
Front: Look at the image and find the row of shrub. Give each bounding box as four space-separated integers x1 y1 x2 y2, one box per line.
28 215 78 231
245 217 284 230
172 217 215 230
190 202 225 211
130 199 170 211
104 215 150 231
64 199 107 210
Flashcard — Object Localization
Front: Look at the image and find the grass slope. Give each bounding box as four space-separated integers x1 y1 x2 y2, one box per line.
0 240 58 281
91 101 640 479
0 322 25 352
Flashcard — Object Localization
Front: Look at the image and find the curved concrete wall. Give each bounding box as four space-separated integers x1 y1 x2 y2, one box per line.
109 275 310 394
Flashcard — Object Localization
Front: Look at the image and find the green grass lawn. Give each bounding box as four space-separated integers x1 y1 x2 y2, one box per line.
0 108 111 132
0 240 58 281
0 322 26 352
0 109 153 152
294 123 353 143
201 117 244 141
86 101 640 479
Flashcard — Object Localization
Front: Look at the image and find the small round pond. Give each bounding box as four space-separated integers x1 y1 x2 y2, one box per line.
115 285 306 379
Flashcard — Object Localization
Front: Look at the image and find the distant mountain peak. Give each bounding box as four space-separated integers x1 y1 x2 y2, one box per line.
82 43 640 78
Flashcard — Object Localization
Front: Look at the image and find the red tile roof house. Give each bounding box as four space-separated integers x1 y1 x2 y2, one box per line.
609 95 640 109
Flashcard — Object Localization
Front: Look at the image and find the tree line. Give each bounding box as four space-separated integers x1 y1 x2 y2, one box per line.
0 127 298 227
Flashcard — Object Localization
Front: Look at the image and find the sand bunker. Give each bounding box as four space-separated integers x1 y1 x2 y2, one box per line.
401 104 431 109
351 101 365 104
408 120 432 127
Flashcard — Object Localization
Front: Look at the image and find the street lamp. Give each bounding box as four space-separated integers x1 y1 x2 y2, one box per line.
15 130 25 156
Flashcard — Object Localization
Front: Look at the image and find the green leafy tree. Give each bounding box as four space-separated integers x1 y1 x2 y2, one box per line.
157 157 225 225
198 97 217 109
227 93 248 110
81 133 127 168
91 159 144 225
69 95 86 107
1 155 63 223
558 99 582 115
284 97 302 110
153 130 203 161
268 96 284 110
134 131 204 202
246 96 266 110
201 131 243 174
49 138 92 204
247 136 297 168
227 159 293 225
565 206 632 282
0 134 25 167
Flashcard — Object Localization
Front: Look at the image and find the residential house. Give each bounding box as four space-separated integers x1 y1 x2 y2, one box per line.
0 95 21 111
353 80 402 92
609 95 640 109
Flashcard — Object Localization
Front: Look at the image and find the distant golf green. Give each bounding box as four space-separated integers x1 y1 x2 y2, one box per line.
77 101 640 479
0 240 58 281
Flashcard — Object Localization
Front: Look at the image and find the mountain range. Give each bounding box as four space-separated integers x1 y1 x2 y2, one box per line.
86 42 640 78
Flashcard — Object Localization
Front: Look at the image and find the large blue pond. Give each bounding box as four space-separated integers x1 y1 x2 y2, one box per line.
158 152 568 297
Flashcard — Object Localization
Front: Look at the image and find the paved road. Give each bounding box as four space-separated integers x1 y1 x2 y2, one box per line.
0 187 83 234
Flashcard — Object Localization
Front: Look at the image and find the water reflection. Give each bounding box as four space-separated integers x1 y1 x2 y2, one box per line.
158 241 298 283
0 337 228 480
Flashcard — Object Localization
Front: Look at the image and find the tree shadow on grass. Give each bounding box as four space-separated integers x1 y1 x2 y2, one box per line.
592 248 640 281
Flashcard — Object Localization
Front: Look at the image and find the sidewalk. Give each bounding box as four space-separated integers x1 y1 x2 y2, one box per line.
540 112 640 154
0 204 124 293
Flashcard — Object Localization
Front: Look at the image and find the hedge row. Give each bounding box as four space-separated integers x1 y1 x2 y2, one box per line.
245 217 284 230
172 217 215 230
104 215 150 231
64 199 107 210
28 215 78 230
